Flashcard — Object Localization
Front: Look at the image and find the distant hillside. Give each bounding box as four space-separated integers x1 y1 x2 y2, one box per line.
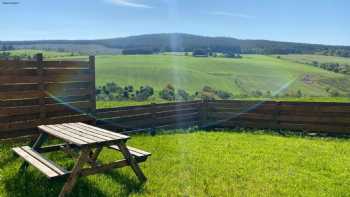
1 33 350 56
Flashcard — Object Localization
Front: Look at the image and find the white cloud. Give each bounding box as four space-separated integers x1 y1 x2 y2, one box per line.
105 0 153 8
209 11 255 19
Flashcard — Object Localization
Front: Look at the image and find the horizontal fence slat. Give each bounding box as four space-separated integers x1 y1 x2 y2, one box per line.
0 89 91 100
0 75 90 84
0 101 91 117
0 114 92 131
43 61 89 68
0 60 37 67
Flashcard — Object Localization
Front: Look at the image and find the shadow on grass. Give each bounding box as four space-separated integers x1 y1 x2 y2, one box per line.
104 170 145 196
3 170 107 197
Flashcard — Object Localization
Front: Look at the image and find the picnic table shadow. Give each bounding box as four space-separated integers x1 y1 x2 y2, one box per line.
3 169 145 197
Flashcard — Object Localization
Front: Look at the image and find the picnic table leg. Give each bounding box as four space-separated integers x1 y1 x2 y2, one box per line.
59 147 90 197
117 141 147 182
20 133 48 171
88 146 103 167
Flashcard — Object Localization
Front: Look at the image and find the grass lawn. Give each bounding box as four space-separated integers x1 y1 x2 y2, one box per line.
1 131 350 196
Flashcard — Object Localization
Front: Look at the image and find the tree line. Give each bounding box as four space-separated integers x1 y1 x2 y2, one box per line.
96 82 348 102
3 33 350 57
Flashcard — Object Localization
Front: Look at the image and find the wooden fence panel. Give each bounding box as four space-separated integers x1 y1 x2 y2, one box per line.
206 100 350 134
96 101 201 133
0 54 95 139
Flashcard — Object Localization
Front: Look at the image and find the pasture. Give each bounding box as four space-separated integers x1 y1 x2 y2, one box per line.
277 54 350 65
5 49 350 100
93 54 350 97
1 131 350 196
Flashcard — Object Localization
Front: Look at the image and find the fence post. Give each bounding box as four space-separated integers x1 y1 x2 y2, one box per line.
150 103 157 136
89 56 96 125
274 101 282 133
36 53 46 125
199 100 208 129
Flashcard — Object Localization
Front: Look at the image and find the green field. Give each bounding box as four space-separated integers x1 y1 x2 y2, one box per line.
277 54 350 65
93 54 350 97
6 50 350 98
2 131 350 196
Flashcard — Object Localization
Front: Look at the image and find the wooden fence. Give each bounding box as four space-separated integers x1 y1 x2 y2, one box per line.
95 100 350 135
1 56 350 139
96 101 201 134
0 54 95 139
206 100 350 133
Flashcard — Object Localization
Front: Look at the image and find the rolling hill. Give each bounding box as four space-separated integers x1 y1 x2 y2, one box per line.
84 54 349 97
2 33 350 56
5 49 350 97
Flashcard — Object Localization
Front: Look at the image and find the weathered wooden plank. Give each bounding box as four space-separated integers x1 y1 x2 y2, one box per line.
0 115 92 131
76 122 129 139
155 108 199 118
0 82 89 93
278 104 350 112
21 146 68 176
0 76 41 84
208 112 275 121
62 123 114 140
0 102 91 117
0 68 38 76
0 75 90 84
277 115 350 124
0 91 44 100
12 147 59 178
96 108 153 119
0 60 37 67
109 145 151 158
156 112 199 125
38 125 88 145
49 125 100 143
208 102 276 111
56 124 111 142
43 61 89 68
80 159 129 177
1 95 91 108
100 113 152 123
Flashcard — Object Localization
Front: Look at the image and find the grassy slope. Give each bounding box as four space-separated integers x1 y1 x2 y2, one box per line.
94 54 350 96
7 50 350 97
1 131 350 196
277 54 350 65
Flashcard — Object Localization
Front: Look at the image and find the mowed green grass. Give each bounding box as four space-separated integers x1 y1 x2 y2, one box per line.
94 54 350 96
1 131 350 196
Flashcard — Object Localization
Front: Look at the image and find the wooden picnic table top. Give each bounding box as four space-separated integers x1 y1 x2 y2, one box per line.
38 122 129 147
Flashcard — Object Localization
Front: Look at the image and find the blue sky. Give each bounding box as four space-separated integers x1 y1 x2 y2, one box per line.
1 0 349 45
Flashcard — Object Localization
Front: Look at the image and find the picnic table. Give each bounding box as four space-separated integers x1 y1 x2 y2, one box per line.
12 122 151 197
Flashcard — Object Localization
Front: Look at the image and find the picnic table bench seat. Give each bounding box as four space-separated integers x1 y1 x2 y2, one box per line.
12 146 69 179
109 145 151 163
